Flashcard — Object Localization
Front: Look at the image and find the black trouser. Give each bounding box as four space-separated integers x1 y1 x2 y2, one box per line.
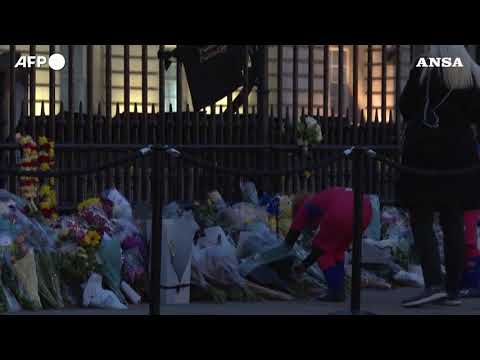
409 206 465 296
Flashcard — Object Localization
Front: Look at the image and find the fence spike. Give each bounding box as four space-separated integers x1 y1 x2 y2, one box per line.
134 103 138 114
115 102 120 117
374 108 379 123
186 103 190 112
151 103 156 114
41 101 45 116
97 102 102 116
169 103 173 113
20 100 26 121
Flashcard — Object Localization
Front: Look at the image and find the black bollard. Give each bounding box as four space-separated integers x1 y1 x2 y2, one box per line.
150 149 163 315
331 147 374 315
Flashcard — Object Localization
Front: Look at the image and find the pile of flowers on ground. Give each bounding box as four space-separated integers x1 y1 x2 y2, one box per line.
0 187 148 313
0 134 148 313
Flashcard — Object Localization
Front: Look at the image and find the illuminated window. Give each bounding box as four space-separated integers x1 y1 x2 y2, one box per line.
329 46 349 116
109 45 177 115
0 45 61 116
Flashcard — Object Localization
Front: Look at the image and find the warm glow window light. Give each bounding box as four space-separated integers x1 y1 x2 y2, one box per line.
0 44 61 116
1 45 408 121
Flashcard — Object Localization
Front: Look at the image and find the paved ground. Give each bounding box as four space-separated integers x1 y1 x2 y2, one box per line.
5 288 480 315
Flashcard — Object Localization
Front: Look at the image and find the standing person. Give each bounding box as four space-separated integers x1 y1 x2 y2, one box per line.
284 187 372 302
397 45 480 308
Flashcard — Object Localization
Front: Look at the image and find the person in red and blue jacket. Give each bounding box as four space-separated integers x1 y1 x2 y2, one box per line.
461 142 480 296
284 187 373 302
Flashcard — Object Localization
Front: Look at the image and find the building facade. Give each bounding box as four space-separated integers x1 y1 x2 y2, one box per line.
1 44 478 132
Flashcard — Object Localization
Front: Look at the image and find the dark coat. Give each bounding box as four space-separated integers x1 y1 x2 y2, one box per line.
396 65 480 210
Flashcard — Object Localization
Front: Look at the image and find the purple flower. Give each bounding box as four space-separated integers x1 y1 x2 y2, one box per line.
121 234 143 251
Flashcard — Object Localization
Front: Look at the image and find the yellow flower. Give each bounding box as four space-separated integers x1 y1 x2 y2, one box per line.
39 185 51 197
81 230 101 248
78 198 101 212
40 163 50 171
38 136 48 146
39 201 51 210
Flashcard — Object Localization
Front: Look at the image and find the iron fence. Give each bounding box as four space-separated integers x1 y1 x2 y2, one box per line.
0 45 418 206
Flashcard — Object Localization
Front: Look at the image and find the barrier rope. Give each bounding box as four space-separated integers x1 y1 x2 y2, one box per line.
0 146 154 178
175 147 354 177
366 149 480 177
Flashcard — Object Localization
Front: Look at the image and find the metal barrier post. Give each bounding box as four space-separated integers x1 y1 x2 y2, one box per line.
150 148 162 315
350 147 364 314
332 147 374 315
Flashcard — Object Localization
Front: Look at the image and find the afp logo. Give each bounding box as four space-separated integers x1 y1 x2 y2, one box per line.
14 53 66 71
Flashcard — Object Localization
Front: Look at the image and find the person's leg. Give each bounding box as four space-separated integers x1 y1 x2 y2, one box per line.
439 206 465 299
409 207 443 288
312 217 346 302
402 206 447 307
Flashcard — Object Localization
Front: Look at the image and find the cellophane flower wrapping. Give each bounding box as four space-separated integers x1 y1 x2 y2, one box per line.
102 188 147 301
97 233 127 304
35 250 64 309
114 219 147 298
6 247 43 311
101 188 133 220
0 200 45 311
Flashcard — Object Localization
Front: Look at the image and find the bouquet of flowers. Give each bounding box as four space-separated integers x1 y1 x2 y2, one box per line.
113 218 147 296
1 233 43 311
296 116 323 151
78 198 114 237
35 250 64 309
16 133 39 213
55 245 100 285
37 136 58 221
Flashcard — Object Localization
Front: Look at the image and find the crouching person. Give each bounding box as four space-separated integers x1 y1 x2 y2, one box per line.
461 210 480 297
284 187 372 302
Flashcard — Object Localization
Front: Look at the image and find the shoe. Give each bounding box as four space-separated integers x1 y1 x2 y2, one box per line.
460 288 480 298
442 295 462 306
402 287 447 308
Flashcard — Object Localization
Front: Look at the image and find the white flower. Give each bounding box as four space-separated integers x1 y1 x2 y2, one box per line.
305 116 318 128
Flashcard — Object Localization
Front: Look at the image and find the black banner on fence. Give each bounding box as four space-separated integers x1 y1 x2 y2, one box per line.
173 45 245 111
